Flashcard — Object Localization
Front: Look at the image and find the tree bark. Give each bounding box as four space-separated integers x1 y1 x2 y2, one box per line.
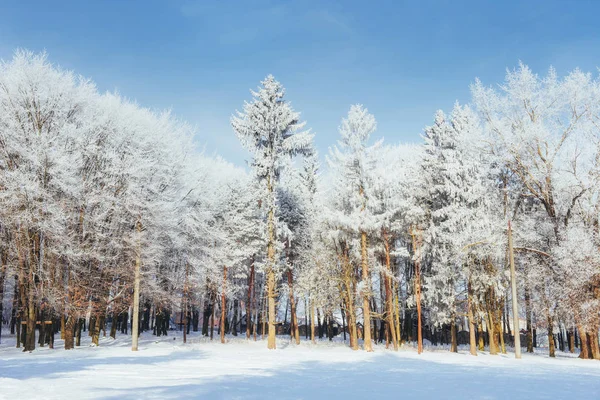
220 266 227 344
525 282 533 353
411 227 423 354
64 313 75 350
266 177 277 350
131 219 142 352
310 299 316 344
450 315 458 353
246 259 254 339
383 229 398 351
360 231 373 352
577 325 589 359
467 281 477 356
286 269 299 345
507 220 521 358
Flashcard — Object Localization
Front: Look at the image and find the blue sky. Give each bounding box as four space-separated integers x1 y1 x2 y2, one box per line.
1 0 599 166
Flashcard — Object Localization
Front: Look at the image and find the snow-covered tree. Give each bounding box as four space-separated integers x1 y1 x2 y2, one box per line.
231 75 313 349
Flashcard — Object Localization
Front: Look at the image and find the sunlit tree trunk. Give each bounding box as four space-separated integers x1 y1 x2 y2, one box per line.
467 280 477 356
589 329 600 360
383 228 398 351
411 227 423 354
64 312 75 350
266 177 277 350
393 280 401 345
360 231 373 352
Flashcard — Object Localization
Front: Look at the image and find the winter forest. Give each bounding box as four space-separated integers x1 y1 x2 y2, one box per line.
1 49 600 397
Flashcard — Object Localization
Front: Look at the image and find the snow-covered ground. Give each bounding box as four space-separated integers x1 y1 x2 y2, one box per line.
1 331 599 399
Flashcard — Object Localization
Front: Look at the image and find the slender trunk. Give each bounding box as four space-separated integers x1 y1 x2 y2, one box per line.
232 299 238 336
220 266 227 344
64 313 75 350
525 282 533 353
183 263 189 344
131 219 142 352
507 220 521 358
76 318 82 346
383 229 398 351
210 296 215 340
477 318 484 351
304 298 308 340
287 269 300 345
266 177 277 350
394 279 401 345
411 227 423 354
0 253 6 345
360 231 373 352
467 281 477 356
110 312 117 339
487 309 498 355
568 326 575 353
24 233 37 352
547 314 555 358
246 259 254 339
317 307 322 338
450 314 457 353
310 299 316 344
340 303 346 341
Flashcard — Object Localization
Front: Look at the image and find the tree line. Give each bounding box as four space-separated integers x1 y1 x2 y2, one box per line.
0 51 598 360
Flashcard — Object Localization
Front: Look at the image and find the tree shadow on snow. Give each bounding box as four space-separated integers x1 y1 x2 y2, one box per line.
97 353 600 400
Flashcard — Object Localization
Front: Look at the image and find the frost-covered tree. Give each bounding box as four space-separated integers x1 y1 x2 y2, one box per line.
232 75 313 349
326 104 380 351
472 63 600 358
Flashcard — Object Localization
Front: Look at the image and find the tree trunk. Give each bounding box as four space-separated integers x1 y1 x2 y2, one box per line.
317 307 322 338
220 266 227 344
246 260 254 339
341 303 347 342
266 177 277 350
544 296 555 358
525 282 533 353
394 280 401 345
360 231 373 352
568 326 574 353
507 219 521 358
383 229 398 351
210 297 215 340
183 263 189 344
589 329 600 360
131 219 142 352
411 227 423 355
577 326 589 359
450 315 458 353
467 280 477 356
76 318 83 346
310 299 316 344
64 313 75 350
0 254 5 345
287 269 300 345
477 319 484 351
232 299 238 336
487 310 498 355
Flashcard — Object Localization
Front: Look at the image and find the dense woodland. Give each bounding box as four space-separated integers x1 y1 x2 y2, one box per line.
1 51 599 360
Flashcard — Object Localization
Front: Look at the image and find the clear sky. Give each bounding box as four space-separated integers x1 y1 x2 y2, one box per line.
1 0 599 166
